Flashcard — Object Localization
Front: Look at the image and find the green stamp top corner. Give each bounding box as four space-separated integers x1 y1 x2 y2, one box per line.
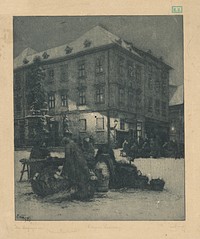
172 6 183 13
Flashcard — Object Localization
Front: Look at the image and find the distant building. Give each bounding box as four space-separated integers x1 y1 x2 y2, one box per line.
14 25 172 147
169 84 184 145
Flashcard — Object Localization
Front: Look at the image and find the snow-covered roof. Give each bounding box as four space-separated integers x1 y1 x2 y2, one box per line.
169 84 184 106
14 25 142 69
14 47 38 68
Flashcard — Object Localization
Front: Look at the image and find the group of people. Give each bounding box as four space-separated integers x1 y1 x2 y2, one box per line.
29 113 183 200
122 135 184 159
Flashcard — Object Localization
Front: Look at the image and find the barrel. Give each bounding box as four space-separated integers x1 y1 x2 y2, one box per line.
95 161 110 192
97 179 109 192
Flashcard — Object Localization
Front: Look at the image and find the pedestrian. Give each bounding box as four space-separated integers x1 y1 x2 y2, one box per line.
62 131 94 200
122 138 129 156
137 136 144 157
150 138 156 158
129 140 138 162
142 135 150 158
162 141 169 157
172 139 178 159
82 136 96 170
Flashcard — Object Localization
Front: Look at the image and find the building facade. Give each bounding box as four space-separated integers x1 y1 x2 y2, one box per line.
169 85 184 145
14 26 172 147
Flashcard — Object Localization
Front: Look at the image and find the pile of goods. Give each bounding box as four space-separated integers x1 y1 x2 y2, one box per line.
25 151 165 198
93 152 165 192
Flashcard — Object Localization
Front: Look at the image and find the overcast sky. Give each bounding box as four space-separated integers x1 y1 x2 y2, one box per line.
13 16 183 85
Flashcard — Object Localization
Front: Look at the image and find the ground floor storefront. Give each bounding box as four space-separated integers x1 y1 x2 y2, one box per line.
14 112 170 148
145 118 169 144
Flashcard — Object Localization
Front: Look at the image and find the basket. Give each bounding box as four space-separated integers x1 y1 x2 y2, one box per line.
150 179 165 191
134 175 149 189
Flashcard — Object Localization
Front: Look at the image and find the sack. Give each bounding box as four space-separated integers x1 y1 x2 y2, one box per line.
150 179 165 191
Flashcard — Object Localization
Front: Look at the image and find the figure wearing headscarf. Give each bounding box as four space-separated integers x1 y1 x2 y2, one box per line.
62 132 94 200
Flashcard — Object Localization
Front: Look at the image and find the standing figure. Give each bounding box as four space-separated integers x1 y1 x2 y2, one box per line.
122 138 129 156
137 136 144 158
142 135 151 158
149 138 156 158
62 132 94 200
128 138 138 163
63 115 70 136
82 136 96 170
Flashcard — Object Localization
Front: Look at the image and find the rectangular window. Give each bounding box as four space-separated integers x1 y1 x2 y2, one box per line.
155 71 160 93
148 64 153 89
128 65 134 77
136 65 142 85
48 69 54 83
155 99 160 115
78 77 86 86
136 88 142 107
60 65 68 82
128 64 135 88
79 119 87 132
120 119 125 130
129 79 134 88
96 58 103 74
148 64 153 73
148 97 153 113
96 117 104 131
61 94 68 107
162 80 167 96
128 91 134 108
96 87 105 103
119 88 125 106
162 101 167 117
161 71 168 96
78 62 85 78
48 93 55 109
79 91 86 105
148 73 152 89
136 122 142 137
119 57 124 75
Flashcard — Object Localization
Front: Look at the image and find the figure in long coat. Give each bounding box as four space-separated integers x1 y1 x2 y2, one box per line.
62 133 94 200
82 136 96 169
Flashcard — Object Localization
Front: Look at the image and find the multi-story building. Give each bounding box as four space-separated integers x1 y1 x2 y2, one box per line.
14 25 172 147
169 84 184 145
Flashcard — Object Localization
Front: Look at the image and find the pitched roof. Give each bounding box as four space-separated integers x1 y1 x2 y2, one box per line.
14 47 38 68
169 84 184 106
14 25 142 69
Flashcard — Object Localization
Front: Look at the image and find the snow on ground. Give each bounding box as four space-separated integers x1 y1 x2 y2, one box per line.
15 150 185 221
